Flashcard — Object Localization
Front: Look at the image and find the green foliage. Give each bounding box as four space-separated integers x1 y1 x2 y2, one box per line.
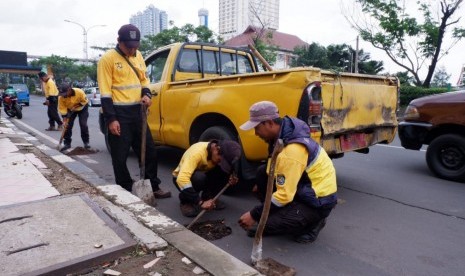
395 71 415 86
431 66 451 87
139 23 222 57
292 43 384 74
399 85 449 105
351 0 464 87
253 32 278 69
30 55 97 86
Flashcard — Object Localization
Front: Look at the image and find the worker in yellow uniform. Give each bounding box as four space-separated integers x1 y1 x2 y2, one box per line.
238 101 338 243
38 72 63 131
97 24 170 198
57 83 90 152
172 140 241 217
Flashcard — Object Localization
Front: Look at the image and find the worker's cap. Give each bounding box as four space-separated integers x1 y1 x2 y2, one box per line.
58 83 72 96
218 140 242 174
118 24 141 48
240 101 279 130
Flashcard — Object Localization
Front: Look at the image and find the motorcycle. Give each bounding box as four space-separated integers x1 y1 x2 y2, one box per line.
1 88 23 119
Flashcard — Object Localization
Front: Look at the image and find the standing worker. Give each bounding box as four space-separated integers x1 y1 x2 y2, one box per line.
57 83 91 152
173 140 242 217
97 24 170 199
38 72 63 131
238 101 338 243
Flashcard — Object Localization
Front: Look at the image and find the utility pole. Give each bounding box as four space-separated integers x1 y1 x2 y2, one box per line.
64 20 106 64
354 35 359 73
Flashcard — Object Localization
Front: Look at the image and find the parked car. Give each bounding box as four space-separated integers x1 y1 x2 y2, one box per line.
10 84 30 106
84 87 101 107
398 90 465 182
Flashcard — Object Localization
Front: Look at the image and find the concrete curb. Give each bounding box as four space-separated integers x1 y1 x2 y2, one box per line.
3 117 261 276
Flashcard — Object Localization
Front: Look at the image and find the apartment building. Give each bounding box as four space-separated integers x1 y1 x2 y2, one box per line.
130 5 168 39
219 0 279 40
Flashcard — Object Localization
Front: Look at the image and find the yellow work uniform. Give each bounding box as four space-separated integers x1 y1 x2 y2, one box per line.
270 144 337 207
58 88 89 116
97 48 150 123
43 78 59 98
172 142 217 191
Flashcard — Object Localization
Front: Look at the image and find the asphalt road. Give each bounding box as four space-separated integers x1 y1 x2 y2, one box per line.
10 95 465 276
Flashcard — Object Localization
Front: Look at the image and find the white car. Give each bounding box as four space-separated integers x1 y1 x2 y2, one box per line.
84 87 101 107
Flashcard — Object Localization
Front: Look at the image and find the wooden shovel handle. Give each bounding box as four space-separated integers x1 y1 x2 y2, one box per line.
254 139 284 244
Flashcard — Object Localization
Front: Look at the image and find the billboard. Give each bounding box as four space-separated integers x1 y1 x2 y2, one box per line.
0 50 27 66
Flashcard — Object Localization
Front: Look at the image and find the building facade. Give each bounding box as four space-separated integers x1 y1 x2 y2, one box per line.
130 5 168 39
219 0 279 40
198 8 209 27
224 26 307 69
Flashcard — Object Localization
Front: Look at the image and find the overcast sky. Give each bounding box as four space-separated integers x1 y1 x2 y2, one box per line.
0 0 463 84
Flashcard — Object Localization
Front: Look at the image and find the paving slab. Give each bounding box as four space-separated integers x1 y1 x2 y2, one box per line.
0 138 59 207
0 193 136 276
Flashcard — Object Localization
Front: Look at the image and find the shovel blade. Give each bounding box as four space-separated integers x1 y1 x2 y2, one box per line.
132 179 156 206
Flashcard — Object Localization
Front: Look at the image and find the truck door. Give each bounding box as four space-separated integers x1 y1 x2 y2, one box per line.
145 49 170 142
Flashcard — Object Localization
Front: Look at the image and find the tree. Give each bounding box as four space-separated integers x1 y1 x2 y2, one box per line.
431 66 451 87
139 23 222 57
345 0 465 87
293 43 330 68
292 43 384 74
394 71 415 86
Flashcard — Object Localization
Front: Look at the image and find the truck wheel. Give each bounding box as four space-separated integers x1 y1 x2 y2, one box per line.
199 126 237 142
426 134 465 182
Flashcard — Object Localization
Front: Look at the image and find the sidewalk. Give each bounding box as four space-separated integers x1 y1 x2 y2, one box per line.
0 116 260 276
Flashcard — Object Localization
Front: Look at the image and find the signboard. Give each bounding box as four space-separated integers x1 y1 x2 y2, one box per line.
0 50 27 66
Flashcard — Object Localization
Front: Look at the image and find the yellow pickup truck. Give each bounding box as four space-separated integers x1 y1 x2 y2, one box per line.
100 42 399 179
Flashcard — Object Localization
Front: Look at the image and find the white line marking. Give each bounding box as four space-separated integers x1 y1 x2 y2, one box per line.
376 144 426 152
12 119 59 145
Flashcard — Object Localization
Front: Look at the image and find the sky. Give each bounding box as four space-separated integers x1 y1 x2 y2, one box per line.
0 0 463 84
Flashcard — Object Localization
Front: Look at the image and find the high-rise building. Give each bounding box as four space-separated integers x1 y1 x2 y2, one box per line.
219 0 279 40
198 8 209 27
130 5 168 39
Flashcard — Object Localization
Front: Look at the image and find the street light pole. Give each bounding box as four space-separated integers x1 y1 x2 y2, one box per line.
64 20 106 63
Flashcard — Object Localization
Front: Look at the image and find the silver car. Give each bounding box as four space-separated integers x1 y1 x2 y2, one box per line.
84 87 101 107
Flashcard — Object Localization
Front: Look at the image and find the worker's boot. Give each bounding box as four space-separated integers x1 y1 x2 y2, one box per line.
294 218 327 243
180 203 200 217
60 144 71 152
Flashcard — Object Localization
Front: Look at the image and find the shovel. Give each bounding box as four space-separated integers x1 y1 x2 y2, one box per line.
186 182 232 229
56 120 68 150
131 104 156 206
251 139 296 276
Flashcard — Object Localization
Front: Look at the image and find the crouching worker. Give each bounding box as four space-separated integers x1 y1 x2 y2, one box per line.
238 101 337 243
58 83 90 152
173 140 242 217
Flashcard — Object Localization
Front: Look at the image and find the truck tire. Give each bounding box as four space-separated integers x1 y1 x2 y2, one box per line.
198 126 254 193
426 134 465 183
199 126 237 142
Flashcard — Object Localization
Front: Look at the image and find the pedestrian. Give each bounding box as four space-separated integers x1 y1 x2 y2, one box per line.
172 140 242 217
57 83 90 152
97 24 171 199
38 72 63 131
238 101 338 243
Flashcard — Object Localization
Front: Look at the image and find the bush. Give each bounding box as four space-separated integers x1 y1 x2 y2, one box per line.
399 86 449 106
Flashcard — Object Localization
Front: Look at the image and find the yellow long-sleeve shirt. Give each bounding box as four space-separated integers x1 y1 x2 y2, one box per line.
58 88 88 116
43 78 59 98
97 47 151 123
270 143 337 207
172 142 217 190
